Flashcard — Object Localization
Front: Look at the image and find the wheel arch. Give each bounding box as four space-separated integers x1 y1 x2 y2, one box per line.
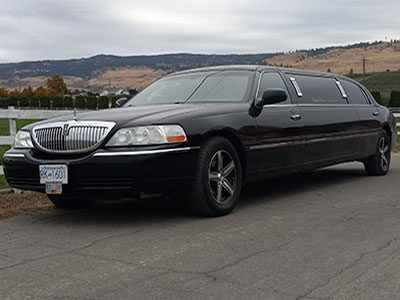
381 123 395 149
201 130 247 182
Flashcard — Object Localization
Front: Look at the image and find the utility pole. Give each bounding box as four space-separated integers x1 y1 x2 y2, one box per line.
362 57 368 82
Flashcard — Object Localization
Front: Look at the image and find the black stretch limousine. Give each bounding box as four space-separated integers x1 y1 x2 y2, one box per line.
4 66 397 216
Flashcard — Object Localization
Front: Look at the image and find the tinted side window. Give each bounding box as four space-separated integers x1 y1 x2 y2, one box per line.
340 80 369 104
257 72 291 104
294 75 343 104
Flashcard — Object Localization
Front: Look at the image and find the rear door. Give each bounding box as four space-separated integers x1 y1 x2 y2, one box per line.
339 79 381 157
288 74 360 169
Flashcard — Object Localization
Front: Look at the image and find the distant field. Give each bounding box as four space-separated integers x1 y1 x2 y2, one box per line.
266 42 400 75
88 67 166 90
351 71 400 102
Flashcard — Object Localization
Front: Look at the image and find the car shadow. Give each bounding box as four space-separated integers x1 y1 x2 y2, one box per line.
238 164 367 208
31 163 380 225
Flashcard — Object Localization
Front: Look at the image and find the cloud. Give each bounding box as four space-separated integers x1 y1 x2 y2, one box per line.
0 0 399 62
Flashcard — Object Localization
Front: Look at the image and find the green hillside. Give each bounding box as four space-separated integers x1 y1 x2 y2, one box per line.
351 71 400 104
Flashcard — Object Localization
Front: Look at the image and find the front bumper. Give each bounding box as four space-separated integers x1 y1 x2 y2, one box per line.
3 146 199 198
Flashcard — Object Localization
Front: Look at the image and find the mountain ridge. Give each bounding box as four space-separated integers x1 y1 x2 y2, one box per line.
1 41 399 91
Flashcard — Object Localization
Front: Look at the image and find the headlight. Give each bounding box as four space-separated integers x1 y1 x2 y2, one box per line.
13 130 34 149
106 125 187 146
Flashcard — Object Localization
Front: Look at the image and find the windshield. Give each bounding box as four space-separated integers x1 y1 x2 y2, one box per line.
125 71 253 106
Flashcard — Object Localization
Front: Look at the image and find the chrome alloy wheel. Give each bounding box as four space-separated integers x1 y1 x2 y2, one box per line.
208 150 237 204
379 136 390 171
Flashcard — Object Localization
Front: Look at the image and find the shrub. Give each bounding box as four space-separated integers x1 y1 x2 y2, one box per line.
39 97 51 108
74 96 86 109
29 98 40 107
63 97 73 108
85 96 98 110
51 97 64 108
371 91 381 103
98 97 110 109
18 97 29 107
389 91 400 107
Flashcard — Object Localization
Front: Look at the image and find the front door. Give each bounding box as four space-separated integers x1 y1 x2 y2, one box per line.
253 71 306 178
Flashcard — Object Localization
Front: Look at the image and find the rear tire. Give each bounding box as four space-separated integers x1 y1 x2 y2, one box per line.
48 194 94 209
187 137 242 217
363 131 391 176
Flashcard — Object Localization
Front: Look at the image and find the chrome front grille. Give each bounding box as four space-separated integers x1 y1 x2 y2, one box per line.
32 121 115 153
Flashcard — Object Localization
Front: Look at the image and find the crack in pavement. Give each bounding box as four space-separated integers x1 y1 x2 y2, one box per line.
65 239 293 291
295 237 400 300
0 234 117 272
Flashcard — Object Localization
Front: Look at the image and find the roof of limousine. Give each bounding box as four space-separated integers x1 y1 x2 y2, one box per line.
170 64 343 78
168 65 374 102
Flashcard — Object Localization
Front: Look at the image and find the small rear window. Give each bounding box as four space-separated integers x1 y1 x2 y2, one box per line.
294 75 344 104
340 80 369 105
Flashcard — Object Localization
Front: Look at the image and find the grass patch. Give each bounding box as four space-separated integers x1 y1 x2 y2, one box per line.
0 145 11 165
0 118 43 136
0 191 53 220
0 119 9 136
0 175 9 189
16 119 43 131
0 119 42 165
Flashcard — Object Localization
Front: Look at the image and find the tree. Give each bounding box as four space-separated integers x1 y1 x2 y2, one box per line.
9 89 20 96
46 75 68 96
21 86 34 97
0 87 8 97
34 86 49 97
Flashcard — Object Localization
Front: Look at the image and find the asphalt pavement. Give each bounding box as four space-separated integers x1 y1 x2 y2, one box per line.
1 155 400 300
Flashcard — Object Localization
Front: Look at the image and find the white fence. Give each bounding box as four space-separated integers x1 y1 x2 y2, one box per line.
0 107 78 176
0 107 77 146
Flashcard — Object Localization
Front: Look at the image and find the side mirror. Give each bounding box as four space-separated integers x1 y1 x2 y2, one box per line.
255 89 287 108
116 97 128 107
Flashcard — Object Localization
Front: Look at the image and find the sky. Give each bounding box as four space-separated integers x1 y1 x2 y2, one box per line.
0 0 399 63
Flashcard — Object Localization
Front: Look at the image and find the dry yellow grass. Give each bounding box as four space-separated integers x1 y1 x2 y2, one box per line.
0 191 54 220
0 67 166 91
88 67 166 90
0 76 86 90
266 42 400 74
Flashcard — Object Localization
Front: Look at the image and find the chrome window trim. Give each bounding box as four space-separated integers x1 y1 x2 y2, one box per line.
351 103 375 107
297 103 351 107
254 70 293 106
289 77 303 97
335 81 348 99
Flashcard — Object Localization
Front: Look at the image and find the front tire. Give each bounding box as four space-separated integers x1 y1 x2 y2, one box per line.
363 131 391 176
48 194 94 209
187 137 242 217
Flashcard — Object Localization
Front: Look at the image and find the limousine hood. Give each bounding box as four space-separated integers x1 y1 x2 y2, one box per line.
22 104 205 130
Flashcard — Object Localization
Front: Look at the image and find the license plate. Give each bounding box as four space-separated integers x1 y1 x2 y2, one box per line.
45 182 62 194
39 165 68 184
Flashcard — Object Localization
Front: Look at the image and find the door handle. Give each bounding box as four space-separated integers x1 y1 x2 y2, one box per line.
290 114 301 121
373 111 380 116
